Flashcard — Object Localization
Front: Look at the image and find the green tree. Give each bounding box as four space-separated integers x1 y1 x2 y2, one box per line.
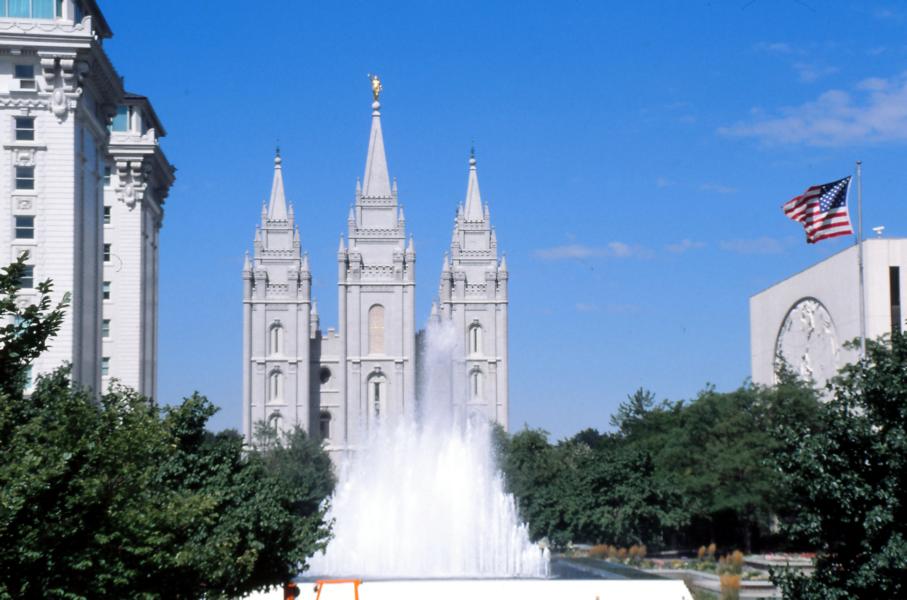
771 334 907 599
0 262 335 599
0 252 67 398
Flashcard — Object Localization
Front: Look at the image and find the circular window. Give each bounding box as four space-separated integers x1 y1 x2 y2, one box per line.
319 366 332 384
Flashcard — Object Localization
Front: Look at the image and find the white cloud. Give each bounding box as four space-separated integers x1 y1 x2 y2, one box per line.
666 239 706 254
655 176 674 188
719 73 907 146
872 6 903 21
792 62 839 83
700 182 737 194
534 242 653 261
719 237 787 255
754 41 794 54
575 302 598 313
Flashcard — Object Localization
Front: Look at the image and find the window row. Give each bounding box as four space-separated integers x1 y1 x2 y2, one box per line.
12 166 116 190
266 410 333 441
17 275 111 298
0 0 63 19
10 219 113 260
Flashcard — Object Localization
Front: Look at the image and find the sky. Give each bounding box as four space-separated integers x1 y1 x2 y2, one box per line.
100 0 907 440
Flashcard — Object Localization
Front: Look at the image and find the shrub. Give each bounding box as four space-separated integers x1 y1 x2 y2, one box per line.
589 544 608 558
719 574 741 600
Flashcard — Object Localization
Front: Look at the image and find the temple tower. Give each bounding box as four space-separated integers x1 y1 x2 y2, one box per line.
336 93 416 447
242 152 314 443
437 151 509 427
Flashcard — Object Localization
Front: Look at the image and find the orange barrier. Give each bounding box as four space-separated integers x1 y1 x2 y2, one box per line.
314 578 363 600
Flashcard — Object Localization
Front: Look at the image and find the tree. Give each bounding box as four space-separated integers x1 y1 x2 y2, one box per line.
0 262 335 599
771 334 907 599
0 252 67 398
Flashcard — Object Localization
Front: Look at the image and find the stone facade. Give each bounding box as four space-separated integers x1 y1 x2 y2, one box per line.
243 99 509 452
750 238 907 389
436 151 509 428
0 1 173 395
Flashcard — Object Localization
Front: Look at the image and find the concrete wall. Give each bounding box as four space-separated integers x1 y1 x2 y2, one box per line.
750 238 907 387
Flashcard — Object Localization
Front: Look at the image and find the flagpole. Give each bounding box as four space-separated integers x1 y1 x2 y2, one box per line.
857 160 866 357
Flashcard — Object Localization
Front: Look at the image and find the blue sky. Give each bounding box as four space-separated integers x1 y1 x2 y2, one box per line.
102 1 907 440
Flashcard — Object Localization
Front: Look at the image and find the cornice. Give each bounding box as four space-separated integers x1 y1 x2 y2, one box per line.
0 16 95 48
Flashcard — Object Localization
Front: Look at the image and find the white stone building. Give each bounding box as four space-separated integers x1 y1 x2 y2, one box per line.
750 238 906 388
436 151 509 428
242 98 509 451
0 1 174 395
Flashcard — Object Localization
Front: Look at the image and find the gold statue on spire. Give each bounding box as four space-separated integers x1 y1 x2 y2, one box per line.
368 73 382 101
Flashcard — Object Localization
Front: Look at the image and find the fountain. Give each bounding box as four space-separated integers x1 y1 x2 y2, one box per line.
307 319 549 578
243 320 695 598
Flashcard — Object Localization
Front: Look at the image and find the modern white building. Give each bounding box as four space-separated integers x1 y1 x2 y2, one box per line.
242 96 509 451
750 238 906 388
0 1 174 395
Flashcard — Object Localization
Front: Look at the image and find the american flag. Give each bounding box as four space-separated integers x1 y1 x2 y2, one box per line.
782 176 854 243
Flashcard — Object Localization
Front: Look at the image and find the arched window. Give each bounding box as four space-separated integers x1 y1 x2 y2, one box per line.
471 369 483 399
269 323 283 355
368 304 385 355
368 372 388 419
319 410 332 440
269 370 283 401
269 411 283 434
469 323 483 355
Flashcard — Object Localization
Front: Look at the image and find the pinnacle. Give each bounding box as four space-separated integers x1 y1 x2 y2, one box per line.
267 152 289 221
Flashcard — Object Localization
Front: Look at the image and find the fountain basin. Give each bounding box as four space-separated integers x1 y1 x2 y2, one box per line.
244 579 693 600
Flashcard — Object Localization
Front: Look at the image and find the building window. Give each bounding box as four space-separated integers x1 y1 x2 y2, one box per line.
269 323 283 355
319 411 332 440
471 369 483 399
102 281 110 300
12 64 35 89
469 323 483 355
14 215 34 239
110 106 129 132
101 319 110 338
101 357 110 377
1 0 56 18
319 366 331 384
269 370 283 402
268 411 283 434
103 206 111 224
103 166 111 187
368 373 387 419
15 166 34 190
18 265 34 289
368 304 385 355
103 243 111 262
14 116 35 141
891 266 902 335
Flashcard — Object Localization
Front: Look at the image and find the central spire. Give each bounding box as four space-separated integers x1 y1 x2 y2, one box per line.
362 87 392 198
267 149 288 221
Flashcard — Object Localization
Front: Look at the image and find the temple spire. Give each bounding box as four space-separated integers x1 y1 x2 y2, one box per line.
362 95 392 198
267 150 288 221
464 150 483 221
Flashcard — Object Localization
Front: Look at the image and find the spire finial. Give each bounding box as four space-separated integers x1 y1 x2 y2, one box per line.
470 141 476 166
275 144 281 164
368 73 382 101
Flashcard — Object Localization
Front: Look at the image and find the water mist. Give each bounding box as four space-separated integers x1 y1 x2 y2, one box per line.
307 319 549 578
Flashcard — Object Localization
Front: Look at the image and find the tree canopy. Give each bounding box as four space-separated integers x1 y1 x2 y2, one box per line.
771 334 907 599
0 262 335 599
